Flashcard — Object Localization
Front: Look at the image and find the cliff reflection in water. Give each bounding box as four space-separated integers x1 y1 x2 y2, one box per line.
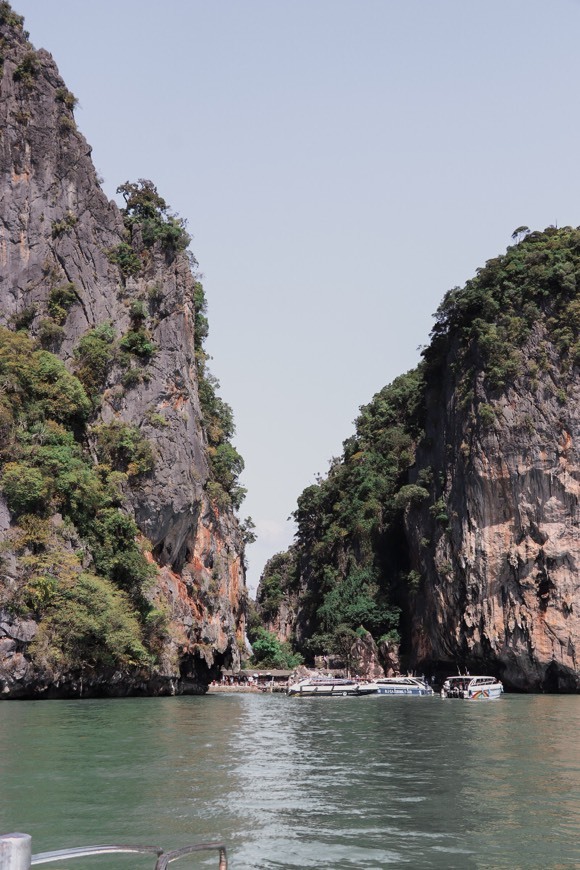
0 694 579 869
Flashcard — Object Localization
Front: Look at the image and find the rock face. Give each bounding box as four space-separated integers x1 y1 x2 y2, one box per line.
254 550 300 643
0 6 247 697
352 633 393 679
407 328 580 691
259 226 580 692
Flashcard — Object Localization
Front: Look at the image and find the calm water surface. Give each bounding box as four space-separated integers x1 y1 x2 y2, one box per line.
0 693 579 869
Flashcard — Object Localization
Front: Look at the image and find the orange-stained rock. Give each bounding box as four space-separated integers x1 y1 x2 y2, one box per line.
407 329 580 691
0 10 248 699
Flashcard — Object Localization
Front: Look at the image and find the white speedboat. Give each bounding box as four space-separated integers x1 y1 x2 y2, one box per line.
287 677 377 697
441 675 503 700
371 676 434 696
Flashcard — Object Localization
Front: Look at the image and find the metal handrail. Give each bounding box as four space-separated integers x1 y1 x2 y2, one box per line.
31 846 164 865
155 844 227 870
0 836 227 870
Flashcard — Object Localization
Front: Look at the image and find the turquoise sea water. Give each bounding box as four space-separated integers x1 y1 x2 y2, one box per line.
0 693 579 869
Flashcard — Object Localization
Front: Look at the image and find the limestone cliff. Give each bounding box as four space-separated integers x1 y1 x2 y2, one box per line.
0 5 247 697
255 551 299 644
407 327 580 691
260 227 580 692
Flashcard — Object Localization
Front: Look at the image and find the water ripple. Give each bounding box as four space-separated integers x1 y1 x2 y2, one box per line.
0 694 579 868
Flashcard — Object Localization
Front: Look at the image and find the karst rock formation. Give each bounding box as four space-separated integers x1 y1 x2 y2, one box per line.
0 4 247 698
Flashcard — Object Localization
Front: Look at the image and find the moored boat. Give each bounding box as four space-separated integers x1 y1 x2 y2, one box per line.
440 675 503 700
371 676 434 696
287 676 377 697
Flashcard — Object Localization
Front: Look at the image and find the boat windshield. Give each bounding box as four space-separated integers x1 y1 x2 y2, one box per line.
308 677 356 685
445 677 471 689
375 677 421 685
445 675 497 688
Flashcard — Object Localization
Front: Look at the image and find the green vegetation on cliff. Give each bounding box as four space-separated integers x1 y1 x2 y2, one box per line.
247 626 303 669
0 327 155 670
0 165 249 679
0 4 248 696
427 225 580 391
117 179 191 254
259 367 425 660
255 551 298 623
112 178 247 511
192 278 247 511
260 225 580 662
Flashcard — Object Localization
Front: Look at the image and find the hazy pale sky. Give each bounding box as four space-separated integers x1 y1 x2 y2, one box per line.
15 0 580 591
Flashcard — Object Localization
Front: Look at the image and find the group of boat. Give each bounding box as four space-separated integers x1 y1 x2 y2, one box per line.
287 674 504 700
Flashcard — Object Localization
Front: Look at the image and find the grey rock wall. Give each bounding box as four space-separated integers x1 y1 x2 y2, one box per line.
0 9 247 697
407 330 580 691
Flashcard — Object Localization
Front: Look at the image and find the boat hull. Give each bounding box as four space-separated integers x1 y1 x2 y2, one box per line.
374 686 432 696
465 685 503 700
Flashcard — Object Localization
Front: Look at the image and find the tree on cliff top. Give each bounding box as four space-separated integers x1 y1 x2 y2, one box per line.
117 178 191 252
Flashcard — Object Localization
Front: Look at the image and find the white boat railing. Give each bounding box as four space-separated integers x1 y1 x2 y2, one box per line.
0 834 227 870
32 846 164 865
